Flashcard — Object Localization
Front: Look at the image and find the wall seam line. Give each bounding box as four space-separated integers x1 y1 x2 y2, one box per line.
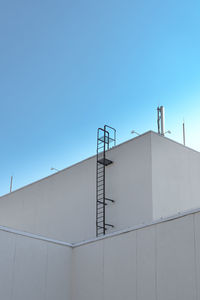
155 225 158 300
136 231 138 300
193 215 198 300
10 236 17 300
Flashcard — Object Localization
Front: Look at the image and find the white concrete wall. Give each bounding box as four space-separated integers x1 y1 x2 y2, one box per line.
1 208 199 300
151 132 200 219
72 211 200 300
0 157 96 243
0 229 72 300
0 132 152 243
1 131 200 244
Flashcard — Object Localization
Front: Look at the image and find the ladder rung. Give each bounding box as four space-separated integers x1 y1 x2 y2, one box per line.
97 167 104 171
97 206 104 209
97 184 104 188
97 226 107 230
97 191 104 194
97 190 104 194
97 171 104 175
97 177 104 181
97 194 104 198
97 201 107 205
97 186 104 190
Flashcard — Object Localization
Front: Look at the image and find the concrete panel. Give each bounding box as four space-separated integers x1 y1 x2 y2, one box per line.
71 212 200 300
136 226 156 300
103 231 137 300
156 215 196 300
0 229 72 300
12 235 47 300
72 241 104 300
193 212 200 300
0 230 16 300
151 132 200 219
46 243 72 300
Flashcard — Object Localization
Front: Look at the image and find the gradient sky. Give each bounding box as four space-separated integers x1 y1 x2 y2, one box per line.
1 0 200 195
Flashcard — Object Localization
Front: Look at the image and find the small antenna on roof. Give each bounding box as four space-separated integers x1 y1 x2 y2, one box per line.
10 176 13 193
183 120 186 146
157 106 165 136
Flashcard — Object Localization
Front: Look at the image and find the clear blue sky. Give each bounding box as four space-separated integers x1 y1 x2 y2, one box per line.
1 0 200 195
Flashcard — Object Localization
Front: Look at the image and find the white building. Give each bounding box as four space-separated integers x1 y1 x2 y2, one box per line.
0 130 200 299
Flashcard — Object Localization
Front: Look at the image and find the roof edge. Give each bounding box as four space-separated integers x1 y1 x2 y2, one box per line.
73 206 200 247
0 204 200 248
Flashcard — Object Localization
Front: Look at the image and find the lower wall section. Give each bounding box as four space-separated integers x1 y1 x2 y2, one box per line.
72 212 200 300
0 231 72 300
1 210 200 300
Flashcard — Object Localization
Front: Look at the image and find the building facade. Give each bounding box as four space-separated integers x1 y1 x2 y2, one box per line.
0 131 200 299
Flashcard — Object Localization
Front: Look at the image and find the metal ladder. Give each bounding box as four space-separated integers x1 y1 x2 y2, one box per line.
96 125 116 237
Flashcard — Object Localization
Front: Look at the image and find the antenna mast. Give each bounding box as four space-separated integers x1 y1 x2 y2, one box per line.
157 106 165 136
183 121 185 146
10 176 13 193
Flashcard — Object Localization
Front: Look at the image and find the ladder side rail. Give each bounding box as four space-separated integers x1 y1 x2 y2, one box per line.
96 127 108 236
103 129 106 234
103 129 110 234
96 129 99 236
96 128 104 236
